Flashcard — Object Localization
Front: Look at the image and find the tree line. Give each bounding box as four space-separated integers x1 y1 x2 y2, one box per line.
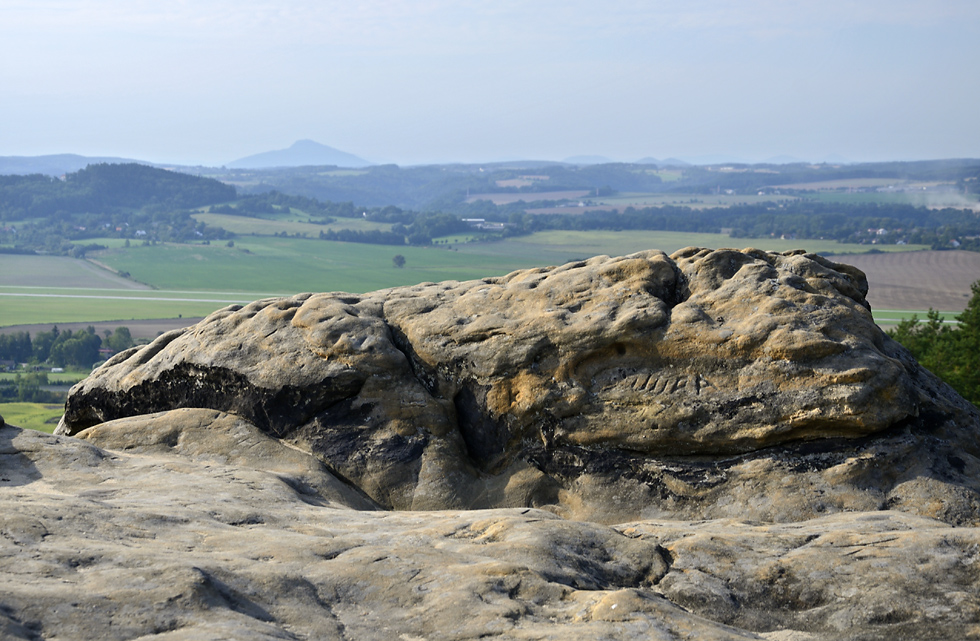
488 201 980 251
888 281 980 406
0 326 133 369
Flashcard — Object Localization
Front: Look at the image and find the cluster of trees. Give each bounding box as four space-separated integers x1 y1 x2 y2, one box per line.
318 229 406 245
888 281 980 406
0 372 63 403
317 210 471 246
0 326 133 369
208 191 361 222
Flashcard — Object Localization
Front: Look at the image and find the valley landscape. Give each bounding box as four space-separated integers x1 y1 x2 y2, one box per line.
3 2 980 637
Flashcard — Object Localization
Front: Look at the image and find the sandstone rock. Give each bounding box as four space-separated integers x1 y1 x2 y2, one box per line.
57 248 980 524
4 419 980 640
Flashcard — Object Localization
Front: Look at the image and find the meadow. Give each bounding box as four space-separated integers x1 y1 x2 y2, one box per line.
0 402 64 433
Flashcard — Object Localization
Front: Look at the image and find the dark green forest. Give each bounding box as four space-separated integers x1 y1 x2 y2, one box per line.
889 281 980 406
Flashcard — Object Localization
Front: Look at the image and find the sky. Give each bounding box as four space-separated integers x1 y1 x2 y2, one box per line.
2 0 979 166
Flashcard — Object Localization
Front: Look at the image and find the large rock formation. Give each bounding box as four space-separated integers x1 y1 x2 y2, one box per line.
2 247 978 639
58 247 980 523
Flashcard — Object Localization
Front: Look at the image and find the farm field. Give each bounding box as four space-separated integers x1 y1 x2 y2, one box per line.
829 250 980 316
0 229 959 330
0 293 241 328
809 190 979 209
0 402 63 433
0 318 206 340
0 255 149 289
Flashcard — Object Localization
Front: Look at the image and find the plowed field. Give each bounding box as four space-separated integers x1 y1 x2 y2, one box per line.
831 250 980 313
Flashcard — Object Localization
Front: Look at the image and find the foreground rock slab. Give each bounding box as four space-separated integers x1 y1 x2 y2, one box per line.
3 421 979 640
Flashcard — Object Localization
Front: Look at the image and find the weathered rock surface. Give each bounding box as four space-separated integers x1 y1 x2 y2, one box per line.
4 417 980 640
58 247 980 523
3 247 978 639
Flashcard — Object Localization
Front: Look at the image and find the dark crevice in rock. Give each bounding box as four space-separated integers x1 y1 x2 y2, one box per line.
453 384 511 472
64 363 364 437
382 321 441 397
654 544 676 578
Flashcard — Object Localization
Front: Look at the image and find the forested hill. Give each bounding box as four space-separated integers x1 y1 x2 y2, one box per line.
0 164 236 254
0 163 236 220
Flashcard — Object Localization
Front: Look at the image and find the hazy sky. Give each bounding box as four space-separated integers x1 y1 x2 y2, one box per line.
2 0 978 166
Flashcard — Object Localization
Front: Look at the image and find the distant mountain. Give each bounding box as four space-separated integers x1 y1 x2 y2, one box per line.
228 140 372 169
563 155 614 165
0 154 147 176
634 157 661 165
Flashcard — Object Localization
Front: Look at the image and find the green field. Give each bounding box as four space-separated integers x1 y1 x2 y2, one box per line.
0 402 64 434
0 227 937 328
91 231 932 292
0 371 86 384
94 237 508 293
871 309 960 327
0 285 267 327
0 254 145 289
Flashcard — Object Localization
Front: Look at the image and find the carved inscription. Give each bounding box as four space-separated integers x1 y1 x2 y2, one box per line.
595 368 713 396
